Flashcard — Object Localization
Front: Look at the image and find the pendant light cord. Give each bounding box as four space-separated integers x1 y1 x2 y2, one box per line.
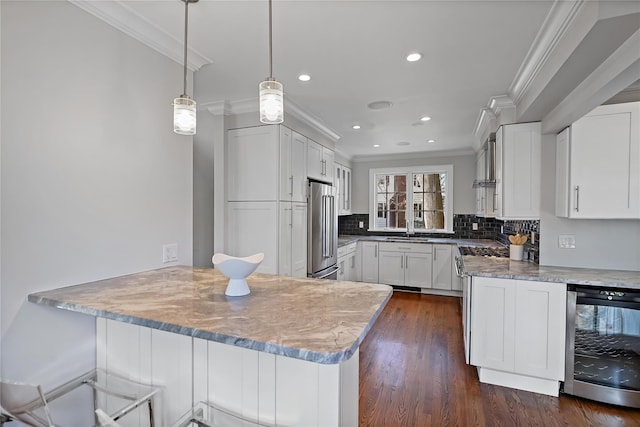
268 0 273 79
183 0 189 96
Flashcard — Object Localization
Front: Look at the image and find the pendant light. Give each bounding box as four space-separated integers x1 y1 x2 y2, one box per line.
259 0 284 124
173 0 198 135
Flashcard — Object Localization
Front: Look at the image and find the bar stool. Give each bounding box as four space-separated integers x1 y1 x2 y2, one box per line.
0 368 160 426
172 402 263 427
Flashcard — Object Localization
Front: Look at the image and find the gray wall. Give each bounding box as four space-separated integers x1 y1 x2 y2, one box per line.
539 134 640 270
1 1 193 398
350 153 476 215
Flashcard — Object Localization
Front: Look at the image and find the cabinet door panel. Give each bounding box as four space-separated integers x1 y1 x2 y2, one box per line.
291 204 307 277
227 202 278 274
291 132 308 202
432 245 452 290
514 281 566 380
228 126 279 201
470 278 515 371
360 242 379 283
279 126 292 202
571 104 639 218
279 203 292 276
405 253 431 288
307 140 323 181
378 251 404 286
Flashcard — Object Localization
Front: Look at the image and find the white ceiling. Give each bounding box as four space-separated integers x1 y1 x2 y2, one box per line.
76 0 557 158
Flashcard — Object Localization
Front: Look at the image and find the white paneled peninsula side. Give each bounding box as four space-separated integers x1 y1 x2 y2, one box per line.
28 267 392 426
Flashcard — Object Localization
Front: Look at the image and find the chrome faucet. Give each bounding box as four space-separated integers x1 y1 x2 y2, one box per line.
405 219 415 236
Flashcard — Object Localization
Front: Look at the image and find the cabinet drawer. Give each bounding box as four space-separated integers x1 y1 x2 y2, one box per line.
337 242 357 258
378 242 432 253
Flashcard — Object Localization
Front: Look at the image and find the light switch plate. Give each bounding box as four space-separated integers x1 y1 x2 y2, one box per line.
359 221 364 228
472 222 478 231
558 235 576 249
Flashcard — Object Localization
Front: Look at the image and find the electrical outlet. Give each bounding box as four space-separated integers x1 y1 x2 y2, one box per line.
472 222 478 231
359 221 364 228
558 235 575 249
163 243 178 263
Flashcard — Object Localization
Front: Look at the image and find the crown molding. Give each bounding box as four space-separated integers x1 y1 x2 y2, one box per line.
286 99 342 143
68 0 211 71
508 0 588 106
472 107 496 147
201 97 342 144
352 148 475 163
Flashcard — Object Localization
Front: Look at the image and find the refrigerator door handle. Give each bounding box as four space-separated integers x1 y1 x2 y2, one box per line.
321 195 327 257
329 195 335 257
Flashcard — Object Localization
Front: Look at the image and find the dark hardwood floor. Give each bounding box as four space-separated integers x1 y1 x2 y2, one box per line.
359 292 640 427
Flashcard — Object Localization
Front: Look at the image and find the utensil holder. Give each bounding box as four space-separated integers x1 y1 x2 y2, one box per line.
510 245 524 261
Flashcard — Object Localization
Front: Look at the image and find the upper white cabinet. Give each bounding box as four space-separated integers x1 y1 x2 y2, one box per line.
335 163 352 216
556 102 640 219
495 122 541 220
307 139 334 185
228 125 307 202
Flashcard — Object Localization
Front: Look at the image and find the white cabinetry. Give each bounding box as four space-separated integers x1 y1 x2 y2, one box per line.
470 276 566 396
555 102 640 219
432 244 453 290
227 201 278 274
360 241 379 283
307 139 334 184
279 203 308 277
378 242 432 289
495 122 541 220
335 163 352 216
337 242 359 282
227 125 308 277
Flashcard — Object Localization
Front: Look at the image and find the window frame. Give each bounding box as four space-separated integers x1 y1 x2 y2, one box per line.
368 165 454 234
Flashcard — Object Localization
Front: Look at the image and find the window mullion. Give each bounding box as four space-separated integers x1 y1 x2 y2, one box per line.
406 173 412 230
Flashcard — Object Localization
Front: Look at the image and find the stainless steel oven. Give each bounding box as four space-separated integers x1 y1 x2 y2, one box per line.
564 284 640 408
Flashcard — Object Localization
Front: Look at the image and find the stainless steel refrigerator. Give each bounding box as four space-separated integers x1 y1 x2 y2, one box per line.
307 180 338 279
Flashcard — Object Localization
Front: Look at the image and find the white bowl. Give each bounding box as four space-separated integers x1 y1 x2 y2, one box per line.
212 253 264 296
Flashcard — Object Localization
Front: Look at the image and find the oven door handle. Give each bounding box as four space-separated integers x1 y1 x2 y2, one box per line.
576 296 640 310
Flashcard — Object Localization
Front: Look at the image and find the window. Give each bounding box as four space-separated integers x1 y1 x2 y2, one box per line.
369 165 453 233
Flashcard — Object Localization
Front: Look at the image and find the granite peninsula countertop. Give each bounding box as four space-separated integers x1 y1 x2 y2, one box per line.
28 266 392 364
462 256 640 290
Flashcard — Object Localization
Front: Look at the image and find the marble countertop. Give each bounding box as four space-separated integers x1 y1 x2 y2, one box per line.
462 256 640 289
338 234 503 249
28 266 393 364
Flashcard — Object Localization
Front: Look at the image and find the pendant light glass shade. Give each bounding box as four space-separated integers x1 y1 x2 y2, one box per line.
259 79 284 124
173 96 197 135
259 0 283 124
173 0 198 136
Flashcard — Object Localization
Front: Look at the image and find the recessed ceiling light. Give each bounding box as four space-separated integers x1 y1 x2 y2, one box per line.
397 141 410 146
298 74 311 82
420 116 432 122
406 52 422 62
368 100 393 110
352 125 361 130
373 144 380 148
427 139 436 143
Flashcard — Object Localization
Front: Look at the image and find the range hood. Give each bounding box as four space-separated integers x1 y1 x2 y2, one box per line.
472 133 496 188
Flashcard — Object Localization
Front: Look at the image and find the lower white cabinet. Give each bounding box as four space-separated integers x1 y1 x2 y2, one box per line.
337 242 359 281
378 243 432 289
432 245 452 290
360 242 379 283
470 276 566 396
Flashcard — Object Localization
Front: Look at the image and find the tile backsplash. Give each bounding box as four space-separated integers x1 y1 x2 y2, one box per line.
338 214 540 263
